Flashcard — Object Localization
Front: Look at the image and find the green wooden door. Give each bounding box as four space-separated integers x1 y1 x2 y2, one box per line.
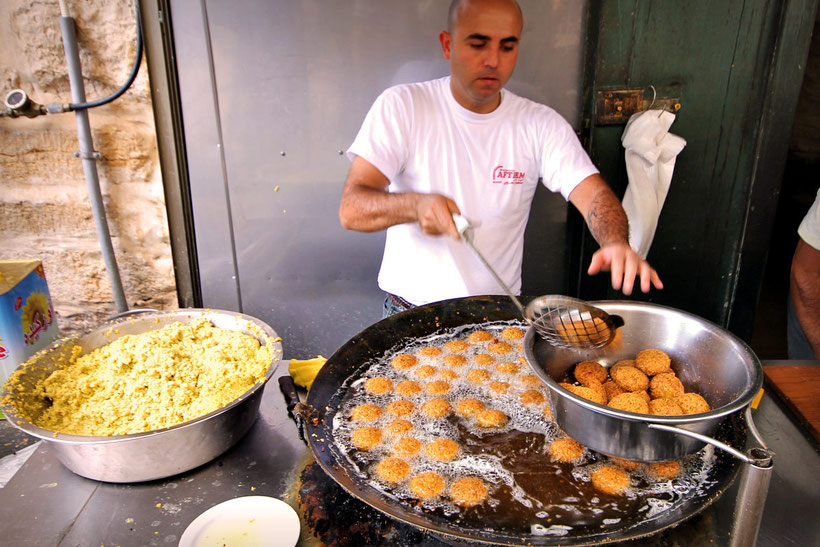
573 0 817 341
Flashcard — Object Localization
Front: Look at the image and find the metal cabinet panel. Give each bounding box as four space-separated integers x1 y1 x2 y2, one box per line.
171 0 240 310
172 0 588 357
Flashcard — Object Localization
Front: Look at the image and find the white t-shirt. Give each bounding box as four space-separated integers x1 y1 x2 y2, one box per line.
347 76 598 305
798 188 820 251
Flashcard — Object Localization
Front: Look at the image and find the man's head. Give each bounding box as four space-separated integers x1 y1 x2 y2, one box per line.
440 0 523 114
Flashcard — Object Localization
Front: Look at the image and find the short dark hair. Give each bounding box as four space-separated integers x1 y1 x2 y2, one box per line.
447 0 460 33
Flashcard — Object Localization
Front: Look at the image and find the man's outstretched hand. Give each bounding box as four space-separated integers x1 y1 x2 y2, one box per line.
588 243 663 295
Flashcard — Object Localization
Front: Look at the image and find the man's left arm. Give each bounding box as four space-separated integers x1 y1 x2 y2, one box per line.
568 174 663 295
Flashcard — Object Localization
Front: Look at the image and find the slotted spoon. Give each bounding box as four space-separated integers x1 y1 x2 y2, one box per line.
453 214 623 349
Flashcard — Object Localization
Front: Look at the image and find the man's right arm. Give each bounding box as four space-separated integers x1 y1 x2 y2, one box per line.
790 237 820 357
339 156 461 238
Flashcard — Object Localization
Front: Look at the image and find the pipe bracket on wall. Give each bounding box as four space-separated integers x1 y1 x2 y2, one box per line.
596 86 682 125
73 150 102 160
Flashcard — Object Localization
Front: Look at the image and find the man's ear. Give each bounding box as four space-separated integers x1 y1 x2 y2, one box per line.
439 31 452 60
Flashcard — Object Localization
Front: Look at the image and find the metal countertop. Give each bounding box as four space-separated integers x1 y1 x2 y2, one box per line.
0 361 818 546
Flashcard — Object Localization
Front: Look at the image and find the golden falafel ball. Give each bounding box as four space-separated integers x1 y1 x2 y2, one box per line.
611 365 650 392
468 330 494 343
474 353 496 366
549 437 585 462
520 390 546 406
467 369 491 384
603 380 626 402
456 398 486 416
419 346 443 357
488 341 513 355
352 426 382 450
376 457 410 483
500 327 525 341
647 460 681 480
677 392 711 414
416 365 437 378
520 374 542 387
387 419 413 436
393 436 422 456
543 404 553 419
590 466 630 495
426 380 452 395
586 380 608 403
444 354 468 367
421 398 451 418
610 359 635 376
395 380 422 396
648 398 684 415
574 361 608 386
425 438 459 461
565 384 607 406
476 409 508 428
489 381 511 394
635 349 672 376
557 318 606 343
450 477 489 507
364 377 393 395
392 354 418 370
608 392 650 414
609 456 641 471
386 399 416 417
650 372 685 400
445 340 469 353
496 361 520 374
440 369 459 381
635 390 651 404
410 471 445 499
351 404 382 421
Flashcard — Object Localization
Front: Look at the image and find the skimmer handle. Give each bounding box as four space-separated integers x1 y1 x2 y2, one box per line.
452 214 527 317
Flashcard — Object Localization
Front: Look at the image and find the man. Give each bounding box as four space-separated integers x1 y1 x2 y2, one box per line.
788 188 820 359
339 0 662 315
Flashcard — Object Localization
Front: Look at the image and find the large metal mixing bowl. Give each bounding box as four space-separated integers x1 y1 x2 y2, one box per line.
0 309 282 483
523 301 763 462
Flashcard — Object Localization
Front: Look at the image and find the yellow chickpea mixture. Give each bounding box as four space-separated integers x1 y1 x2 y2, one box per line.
3 318 274 436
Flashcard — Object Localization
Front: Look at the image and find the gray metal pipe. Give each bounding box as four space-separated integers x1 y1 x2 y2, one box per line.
729 407 774 547
730 448 773 547
59 16 128 313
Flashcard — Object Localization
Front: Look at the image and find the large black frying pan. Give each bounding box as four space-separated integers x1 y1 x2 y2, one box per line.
283 296 743 545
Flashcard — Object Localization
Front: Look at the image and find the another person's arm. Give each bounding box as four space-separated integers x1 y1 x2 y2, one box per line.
790 237 820 357
339 156 461 238
569 174 663 295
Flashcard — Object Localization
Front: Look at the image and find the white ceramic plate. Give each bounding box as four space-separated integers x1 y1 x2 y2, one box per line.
178 496 300 547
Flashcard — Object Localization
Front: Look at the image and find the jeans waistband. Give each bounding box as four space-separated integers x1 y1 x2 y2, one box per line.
387 292 414 310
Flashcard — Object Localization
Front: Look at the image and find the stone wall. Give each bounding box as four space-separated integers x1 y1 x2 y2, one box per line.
0 0 177 334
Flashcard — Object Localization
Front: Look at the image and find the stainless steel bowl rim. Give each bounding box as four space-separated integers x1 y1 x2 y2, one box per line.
0 308 283 445
526 300 764 425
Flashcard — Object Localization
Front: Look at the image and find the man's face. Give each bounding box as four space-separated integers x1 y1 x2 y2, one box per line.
440 0 523 113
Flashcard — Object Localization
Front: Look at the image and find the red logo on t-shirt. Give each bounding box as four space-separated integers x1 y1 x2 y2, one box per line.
493 165 525 185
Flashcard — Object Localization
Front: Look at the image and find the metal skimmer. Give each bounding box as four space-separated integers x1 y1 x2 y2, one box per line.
454 214 622 349
524 294 623 349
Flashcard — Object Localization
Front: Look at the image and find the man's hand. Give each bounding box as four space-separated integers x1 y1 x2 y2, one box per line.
588 242 663 295
415 194 461 239
340 156 462 238
569 175 663 295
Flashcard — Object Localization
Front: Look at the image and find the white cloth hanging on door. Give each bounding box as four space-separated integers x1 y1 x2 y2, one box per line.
621 109 687 259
